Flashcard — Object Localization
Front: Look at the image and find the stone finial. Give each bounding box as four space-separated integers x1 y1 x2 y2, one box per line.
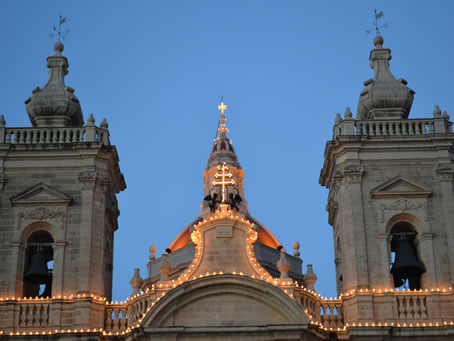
100 118 109 129
277 248 291 279
293 241 300 257
443 111 450 119
25 42 84 128
433 105 442 117
129 268 143 295
149 245 156 261
344 107 353 119
0 115 5 128
357 36 415 120
86 114 95 126
54 41 64 56
334 113 342 124
159 253 172 281
304 264 317 291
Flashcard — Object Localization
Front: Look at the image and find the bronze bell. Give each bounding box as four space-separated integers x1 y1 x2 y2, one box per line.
391 237 425 288
24 247 52 284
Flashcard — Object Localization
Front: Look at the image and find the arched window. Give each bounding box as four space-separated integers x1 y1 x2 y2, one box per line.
390 221 425 290
23 230 54 298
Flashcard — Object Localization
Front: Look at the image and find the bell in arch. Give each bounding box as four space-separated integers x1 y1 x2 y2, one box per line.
24 245 52 285
390 233 425 290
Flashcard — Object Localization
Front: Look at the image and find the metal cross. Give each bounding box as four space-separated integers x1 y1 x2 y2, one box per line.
218 101 228 115
212 162 235 203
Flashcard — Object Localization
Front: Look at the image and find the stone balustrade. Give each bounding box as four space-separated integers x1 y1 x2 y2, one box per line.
104 304 128 333
334 117 452 137
1 289 453 334
19 302 49 328
0 126 109 146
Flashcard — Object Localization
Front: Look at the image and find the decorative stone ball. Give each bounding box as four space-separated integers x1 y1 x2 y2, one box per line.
54 41 64 54
149 245 156 254
373 35 384 48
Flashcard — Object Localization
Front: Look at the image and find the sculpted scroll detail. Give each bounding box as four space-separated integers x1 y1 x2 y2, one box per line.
379 198 427 223
18 207 65 220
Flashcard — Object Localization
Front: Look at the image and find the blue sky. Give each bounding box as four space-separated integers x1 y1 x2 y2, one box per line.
1 1 453 300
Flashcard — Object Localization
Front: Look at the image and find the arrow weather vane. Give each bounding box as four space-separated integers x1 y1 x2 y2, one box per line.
50 15 70 42
366 8 388 36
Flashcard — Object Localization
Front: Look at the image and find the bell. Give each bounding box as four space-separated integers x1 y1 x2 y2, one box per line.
391 237 425 282
24 247 51 284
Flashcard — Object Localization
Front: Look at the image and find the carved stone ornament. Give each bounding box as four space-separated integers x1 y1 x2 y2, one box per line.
18 206 65 220
379 198 428 223
436 164 454 182
78 171 98 189
342 165 365 185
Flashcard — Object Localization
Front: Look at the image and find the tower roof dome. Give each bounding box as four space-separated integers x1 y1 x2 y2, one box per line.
25 42 84 127
357 36 415 120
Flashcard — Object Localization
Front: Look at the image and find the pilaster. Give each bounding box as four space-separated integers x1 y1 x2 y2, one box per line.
436 164 454 286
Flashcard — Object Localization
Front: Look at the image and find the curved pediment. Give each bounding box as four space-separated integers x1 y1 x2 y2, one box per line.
142 275 309 329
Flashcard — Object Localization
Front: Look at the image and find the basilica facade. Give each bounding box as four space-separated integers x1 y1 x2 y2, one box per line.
0 36 454 340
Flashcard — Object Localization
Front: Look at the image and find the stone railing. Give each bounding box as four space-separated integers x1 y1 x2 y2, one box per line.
0 126 109 146
334 117 452 137
104 304 128 333
19 302 49 328
320 299 344 328
396 293 427 319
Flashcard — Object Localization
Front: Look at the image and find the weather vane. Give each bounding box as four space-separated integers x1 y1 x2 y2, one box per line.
50 15 70 42
366 8 388 36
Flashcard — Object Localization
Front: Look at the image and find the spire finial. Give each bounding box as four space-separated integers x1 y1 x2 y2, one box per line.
218 97 227 115
216 99 229 136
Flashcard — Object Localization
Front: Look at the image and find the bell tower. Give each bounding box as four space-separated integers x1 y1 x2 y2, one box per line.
0 42 126 304
320 36 454 299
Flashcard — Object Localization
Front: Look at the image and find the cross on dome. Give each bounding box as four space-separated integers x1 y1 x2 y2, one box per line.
218 101 227 115
212 162 236 203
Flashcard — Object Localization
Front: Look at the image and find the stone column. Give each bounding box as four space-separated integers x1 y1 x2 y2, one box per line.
77 171 98 293
417 233 437 288
436 166 454 286
10 241 24 298
338 165 369 290
52 241 66 296
377 233 393 289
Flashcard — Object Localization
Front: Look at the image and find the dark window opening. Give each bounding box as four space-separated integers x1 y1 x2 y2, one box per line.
390 222 425 290
23 230 54 298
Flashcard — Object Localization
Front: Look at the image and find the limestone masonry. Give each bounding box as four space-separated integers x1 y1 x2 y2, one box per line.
1 37 454 340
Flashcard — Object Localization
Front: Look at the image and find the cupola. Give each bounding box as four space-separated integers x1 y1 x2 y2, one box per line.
25 42 84 127
357 36 415 120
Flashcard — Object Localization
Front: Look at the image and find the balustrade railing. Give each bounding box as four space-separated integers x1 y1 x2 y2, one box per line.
104 304 128 333
334 117 452 137
19 303 49 328
396 294 428 320
0 126 109 146
320 300 343 328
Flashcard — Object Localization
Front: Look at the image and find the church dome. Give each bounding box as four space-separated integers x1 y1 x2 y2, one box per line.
25 42 84 127
357 36 415 120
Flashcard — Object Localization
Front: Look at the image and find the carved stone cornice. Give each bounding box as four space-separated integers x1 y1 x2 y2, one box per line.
18 206 65 220
78 171 98 189
102 176 111 193
436 164 454 182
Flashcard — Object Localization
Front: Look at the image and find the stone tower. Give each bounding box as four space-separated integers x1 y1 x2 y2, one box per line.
0 41 125 313
320 36 454 319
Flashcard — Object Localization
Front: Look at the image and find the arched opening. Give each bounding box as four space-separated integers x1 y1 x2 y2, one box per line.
390 221 425 290
23 230 54 298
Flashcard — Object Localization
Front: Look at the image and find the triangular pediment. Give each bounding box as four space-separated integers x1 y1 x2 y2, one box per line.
371 176 431 199
10 182 72 205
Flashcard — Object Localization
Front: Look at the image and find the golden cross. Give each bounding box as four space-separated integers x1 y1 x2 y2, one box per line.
218 101 228 115
212 162 235 203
